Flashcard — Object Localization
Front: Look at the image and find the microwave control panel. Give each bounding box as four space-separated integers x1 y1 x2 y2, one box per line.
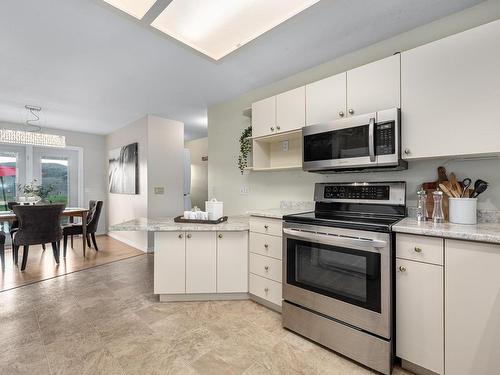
375 121 395 155
323 185 390 200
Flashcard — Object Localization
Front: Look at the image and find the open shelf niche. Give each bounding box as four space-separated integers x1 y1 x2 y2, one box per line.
250 130 303 171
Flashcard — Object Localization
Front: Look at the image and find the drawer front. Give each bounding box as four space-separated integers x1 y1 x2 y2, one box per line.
249 252 282 282
249 217 283 237
249 273 282 306
249 232 282 260
396 233 444 265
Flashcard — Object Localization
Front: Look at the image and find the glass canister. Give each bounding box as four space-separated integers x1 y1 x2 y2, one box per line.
416 188 428 222
432 190 445 223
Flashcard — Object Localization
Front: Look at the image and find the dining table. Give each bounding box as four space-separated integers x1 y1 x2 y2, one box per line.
0 207 90 256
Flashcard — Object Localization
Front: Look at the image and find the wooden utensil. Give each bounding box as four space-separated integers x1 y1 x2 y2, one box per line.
450 173 462 197
442 181 460 198
438 166 448 183
439 183 455 198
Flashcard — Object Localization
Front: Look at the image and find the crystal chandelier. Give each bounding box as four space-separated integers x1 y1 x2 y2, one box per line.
0 105 66 148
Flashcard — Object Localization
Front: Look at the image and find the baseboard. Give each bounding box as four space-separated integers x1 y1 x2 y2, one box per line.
249 293 282 313
159 292 250 302
107 232 148 252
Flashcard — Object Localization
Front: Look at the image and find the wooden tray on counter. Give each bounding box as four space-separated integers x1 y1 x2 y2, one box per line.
173 216 228 224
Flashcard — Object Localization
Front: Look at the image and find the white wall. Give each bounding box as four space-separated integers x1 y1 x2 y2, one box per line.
0 121 107 233
208 2 500 215
106 116 149 251
106 115 184 251
185 137 208 209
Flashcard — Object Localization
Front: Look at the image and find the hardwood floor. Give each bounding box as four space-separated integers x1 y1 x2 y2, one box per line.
0 235 144 291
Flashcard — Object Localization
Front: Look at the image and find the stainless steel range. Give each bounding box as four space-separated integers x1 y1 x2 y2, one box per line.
282 182 406 375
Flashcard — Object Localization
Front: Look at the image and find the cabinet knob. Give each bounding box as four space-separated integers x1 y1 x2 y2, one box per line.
348 108 354 115
276 126 281 131
218 234 223 239
270 126 275 131
264 287 269 293
339 111 344 117
404 148 410 155
187 233 192 239
414 247 422 253
399 266 407 272
264 266 269 271
264 225 269 229
264 244 269 249
178 234 183 239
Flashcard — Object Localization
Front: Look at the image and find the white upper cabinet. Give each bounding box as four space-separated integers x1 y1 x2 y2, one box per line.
276 86 305 133
346 54 401 117
401 19 500 159
252 96 276 138
306 72 347 125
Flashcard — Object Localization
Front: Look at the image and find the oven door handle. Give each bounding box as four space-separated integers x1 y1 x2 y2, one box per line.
368 117 376 163
283 228 386 251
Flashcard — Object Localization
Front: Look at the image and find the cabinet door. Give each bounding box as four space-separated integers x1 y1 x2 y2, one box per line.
276 86 305 133
217 231 248 293
396 259 443 374
346 54 400 117
154 232 185 294
445 239 500 375
252 96 276 138
306 73 346 125
401 20 500 159
185 232 216 293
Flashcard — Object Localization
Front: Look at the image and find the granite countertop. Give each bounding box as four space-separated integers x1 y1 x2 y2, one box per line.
393 217 500 245
246 208 312 219
110 215 249 232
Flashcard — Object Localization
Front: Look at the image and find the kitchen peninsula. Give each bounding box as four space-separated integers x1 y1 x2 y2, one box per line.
111 216 249 301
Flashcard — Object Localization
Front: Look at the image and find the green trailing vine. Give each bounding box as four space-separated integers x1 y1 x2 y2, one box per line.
237 125 252 174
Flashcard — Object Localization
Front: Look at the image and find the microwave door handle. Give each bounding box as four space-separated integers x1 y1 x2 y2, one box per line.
283 228 386 252
369 117 376 162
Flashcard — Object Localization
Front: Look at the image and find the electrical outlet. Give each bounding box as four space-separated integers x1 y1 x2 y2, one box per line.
240 186 250 195
282 140 289 152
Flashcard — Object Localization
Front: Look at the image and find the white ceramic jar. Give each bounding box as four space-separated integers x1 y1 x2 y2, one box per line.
449 198 477 225
206 198 223 220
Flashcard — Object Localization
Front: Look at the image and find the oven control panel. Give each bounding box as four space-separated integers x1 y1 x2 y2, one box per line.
323 185 390 200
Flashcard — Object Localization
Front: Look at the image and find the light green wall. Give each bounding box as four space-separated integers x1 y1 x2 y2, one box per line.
208 1 500 215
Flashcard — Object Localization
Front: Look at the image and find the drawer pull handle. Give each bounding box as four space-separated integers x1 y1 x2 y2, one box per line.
414 247 422 253
264 244 269 249
178 234 183 239
264 287 269 293
187 234 192 239
218 234 223 239
264 266 269 271
264 225 269 229
399 266 407 272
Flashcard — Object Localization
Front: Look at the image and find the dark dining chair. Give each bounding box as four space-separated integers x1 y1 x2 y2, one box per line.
8 201 46 250
63 200 103 257
12 204 65 271
0 232 5 268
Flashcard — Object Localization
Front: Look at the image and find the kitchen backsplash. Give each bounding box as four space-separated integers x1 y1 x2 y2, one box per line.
280 200 314 211
407 206 500 223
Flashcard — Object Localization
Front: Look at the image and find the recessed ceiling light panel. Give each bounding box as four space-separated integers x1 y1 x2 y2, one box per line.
151 0 320 60
102 0 157 19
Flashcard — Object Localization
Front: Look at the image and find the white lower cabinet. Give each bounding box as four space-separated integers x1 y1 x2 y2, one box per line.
154 230 248 296
217 231 248 293
154 231 185 294
186 232 217 293
396 258 443 374
249 216 283 309
445 239 500 375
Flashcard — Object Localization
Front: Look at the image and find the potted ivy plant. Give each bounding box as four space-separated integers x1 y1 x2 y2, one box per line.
238 125 252 174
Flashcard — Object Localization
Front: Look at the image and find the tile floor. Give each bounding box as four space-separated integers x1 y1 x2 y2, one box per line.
0 254 413 375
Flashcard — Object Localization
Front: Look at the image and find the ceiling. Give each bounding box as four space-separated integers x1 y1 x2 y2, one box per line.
0 0 484 140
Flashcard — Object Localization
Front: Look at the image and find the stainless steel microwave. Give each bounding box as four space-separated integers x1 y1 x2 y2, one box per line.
302 108 407 173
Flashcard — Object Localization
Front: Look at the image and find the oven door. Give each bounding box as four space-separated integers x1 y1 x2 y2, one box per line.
283 222 392 338
302 112 377 171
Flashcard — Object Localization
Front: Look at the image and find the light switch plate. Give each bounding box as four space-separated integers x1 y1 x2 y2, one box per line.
240 186 250 195
154 187 165 195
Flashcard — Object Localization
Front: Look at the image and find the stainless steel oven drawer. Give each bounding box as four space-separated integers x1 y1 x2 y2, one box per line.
282 301 392 375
